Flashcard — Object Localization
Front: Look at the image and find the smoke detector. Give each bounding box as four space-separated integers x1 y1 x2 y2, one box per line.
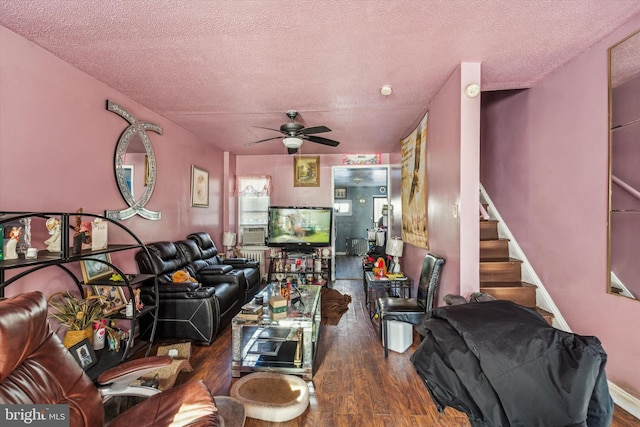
380 85 393 96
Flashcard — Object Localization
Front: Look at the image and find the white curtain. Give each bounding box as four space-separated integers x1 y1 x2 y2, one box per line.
237 175 272 196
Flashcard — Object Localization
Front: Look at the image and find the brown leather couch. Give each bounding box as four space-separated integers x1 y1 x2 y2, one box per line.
0 291 221 427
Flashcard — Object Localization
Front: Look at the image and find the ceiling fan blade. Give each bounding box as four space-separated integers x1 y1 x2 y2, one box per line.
244 136 282 146
304 135 340 147
253 126 285 133
300 125 332 135
288 147 299 155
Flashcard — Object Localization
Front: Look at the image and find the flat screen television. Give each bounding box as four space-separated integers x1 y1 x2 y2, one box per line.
267 206 332 250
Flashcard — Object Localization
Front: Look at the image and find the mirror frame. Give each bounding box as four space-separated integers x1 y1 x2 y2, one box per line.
105 100 162 221
607 29 640 299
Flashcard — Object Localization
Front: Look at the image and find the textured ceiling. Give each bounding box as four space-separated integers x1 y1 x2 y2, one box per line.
2 1 640 157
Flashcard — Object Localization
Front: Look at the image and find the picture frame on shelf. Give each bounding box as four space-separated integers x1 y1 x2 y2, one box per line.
123 165 134 199
69 338 97 371
334 188 347 199
91 219 108 251
293 156 320 187
91 284 128 315
80 253 114 283
190 165 209 207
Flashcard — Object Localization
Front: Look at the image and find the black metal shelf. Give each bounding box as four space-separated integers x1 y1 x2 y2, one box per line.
0 211 159 376
267 247 332 286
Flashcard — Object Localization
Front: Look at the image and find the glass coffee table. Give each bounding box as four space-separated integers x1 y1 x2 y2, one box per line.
231 283 321 380
365 270 412 318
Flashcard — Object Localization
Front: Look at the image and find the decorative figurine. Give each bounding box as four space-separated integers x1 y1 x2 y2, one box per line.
134 288 144 311
4 226 21 259
373 257 387 277
232 246 243 258
44 217 62 252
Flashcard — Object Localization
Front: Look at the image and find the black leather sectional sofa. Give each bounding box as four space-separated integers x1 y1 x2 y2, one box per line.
135 232 261 345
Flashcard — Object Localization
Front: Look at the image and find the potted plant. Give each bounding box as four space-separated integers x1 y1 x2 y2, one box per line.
48 291 113 348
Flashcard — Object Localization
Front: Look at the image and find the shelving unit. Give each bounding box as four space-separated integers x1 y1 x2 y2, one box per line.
0 211 158 380
267 247 332 286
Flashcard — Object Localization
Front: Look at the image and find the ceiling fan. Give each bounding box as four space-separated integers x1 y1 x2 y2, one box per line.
244 110 340 154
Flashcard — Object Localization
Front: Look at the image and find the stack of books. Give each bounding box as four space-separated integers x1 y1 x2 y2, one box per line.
237 303 263 321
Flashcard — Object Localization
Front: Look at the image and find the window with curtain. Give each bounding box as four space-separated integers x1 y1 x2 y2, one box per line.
237 176 271 245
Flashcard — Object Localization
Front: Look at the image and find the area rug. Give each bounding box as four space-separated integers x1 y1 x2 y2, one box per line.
230 372 309 422
321 287 352 318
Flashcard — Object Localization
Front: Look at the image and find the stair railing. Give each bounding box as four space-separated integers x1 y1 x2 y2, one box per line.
479 202 490 220
612 174 640 204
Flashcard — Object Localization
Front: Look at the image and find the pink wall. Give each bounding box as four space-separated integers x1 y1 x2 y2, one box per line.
0 26 226 297
401 64 481 300
235 153 392 209
223 151 237 234
459 63 481 295
481 17 640 399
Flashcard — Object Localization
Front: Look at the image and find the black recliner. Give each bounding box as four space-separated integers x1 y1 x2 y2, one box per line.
135 241 240 345
187 232 261 303
174 238 245 328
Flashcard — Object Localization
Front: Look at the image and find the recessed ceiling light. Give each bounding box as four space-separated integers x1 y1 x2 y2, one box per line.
380 85 392 96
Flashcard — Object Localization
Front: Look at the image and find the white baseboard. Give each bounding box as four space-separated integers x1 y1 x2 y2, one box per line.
609 381 640 419
481 185 639 420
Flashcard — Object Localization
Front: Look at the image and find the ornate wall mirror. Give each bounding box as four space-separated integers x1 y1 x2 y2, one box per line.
105 100 162 221
608 29 640 299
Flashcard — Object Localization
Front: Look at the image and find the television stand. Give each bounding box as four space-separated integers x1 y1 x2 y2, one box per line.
267 247 332 286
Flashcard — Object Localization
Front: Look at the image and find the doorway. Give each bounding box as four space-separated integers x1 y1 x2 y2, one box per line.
332 166 389 279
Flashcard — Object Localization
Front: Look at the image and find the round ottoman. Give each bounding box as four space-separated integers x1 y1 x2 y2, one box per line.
230 373 310 422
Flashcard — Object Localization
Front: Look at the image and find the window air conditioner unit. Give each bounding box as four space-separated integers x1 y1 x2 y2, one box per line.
242 228 265 246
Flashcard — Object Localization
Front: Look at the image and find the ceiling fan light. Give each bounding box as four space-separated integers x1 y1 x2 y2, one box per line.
283 137 303 149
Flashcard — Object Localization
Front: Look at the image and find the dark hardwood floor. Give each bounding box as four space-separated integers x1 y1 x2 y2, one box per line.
158 257 638 426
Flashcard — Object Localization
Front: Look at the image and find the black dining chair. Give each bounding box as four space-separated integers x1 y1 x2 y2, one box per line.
377 253 445 357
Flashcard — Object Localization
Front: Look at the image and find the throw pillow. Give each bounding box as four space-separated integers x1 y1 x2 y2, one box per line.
172 269 197 283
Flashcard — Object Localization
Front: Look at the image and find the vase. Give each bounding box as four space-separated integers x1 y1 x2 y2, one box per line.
93 326 106 350
63 327 93 348
72 233 85 255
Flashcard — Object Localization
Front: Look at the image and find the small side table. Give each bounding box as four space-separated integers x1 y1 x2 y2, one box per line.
364 271 412 318
362 259 373 305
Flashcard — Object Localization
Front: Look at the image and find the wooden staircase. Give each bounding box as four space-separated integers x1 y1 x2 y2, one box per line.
479 212 554 324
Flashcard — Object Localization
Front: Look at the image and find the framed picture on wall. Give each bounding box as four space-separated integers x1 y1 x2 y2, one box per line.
190 165 209 207
293 156 320 187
